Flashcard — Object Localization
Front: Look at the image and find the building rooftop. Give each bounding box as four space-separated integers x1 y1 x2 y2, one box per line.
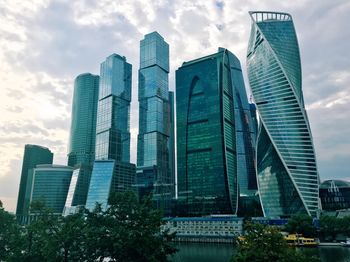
320 179 350 189
249 11 292 23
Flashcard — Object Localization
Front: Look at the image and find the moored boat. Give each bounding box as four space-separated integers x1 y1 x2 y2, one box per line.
285 234 318 247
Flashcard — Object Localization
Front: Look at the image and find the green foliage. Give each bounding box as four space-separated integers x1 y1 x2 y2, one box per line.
0 203 24 261
0 192 176 261
232 223 319 262
319 215 350 241
284 214 316 237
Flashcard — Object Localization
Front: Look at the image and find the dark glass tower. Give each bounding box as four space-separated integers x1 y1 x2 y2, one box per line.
247 11 320 217
86 54 136 211
16 144 53 223
68 73 99 167
136 32 173 208
176 48 257 216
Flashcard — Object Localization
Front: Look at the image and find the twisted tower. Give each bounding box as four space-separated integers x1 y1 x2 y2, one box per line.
247 11 320 217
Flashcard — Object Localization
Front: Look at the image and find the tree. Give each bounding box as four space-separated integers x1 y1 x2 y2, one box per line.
84 191 177 261
0 200 24 261
232 223 319 262
1 192 177 261
319 215 350 241
284 214 316 237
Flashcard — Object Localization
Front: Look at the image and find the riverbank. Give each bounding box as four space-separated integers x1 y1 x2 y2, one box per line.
170 242 350 262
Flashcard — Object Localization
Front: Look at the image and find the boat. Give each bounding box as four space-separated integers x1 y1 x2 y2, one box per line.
340 239 350 247
285 234 318 247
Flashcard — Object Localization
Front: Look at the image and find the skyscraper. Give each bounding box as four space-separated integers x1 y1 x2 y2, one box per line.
16 144 53 223
247 11 320 217
176 48 257 216
85 54 136 211
136 32 173 208
68 73 99 167
95 54 131 162
64 73 99 215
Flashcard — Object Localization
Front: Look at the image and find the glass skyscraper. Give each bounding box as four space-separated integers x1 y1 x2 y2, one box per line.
176 48 257 216
137 32 173 208
247 11 320 217
64 73 99 215
86 54 136 211
95 54 131 162
68 73 99 167
16 144 53 223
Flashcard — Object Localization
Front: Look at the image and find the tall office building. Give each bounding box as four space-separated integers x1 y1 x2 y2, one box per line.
64 73 99 215
95 54 131 162
86 54 136 211
27 165 72 222
176 48 257 216
247 11 320 217
136 32 173 208
16 144 53 223
68 73 99 167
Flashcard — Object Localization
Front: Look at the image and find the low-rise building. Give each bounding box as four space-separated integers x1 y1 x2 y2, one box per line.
162 215 243 242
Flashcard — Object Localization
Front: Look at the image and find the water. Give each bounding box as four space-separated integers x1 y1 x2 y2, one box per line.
170 243 350 262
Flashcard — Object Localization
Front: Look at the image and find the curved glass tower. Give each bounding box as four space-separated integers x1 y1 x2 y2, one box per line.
176 48 257 216
247 11 320 217
68 73 99 167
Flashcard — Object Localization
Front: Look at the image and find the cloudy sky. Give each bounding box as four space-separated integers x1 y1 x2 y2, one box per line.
1 0 349 212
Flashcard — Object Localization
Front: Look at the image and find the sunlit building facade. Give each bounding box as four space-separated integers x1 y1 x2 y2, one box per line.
136 32 173 210
85 160 136 211
176 48 257 216
247 11 320 217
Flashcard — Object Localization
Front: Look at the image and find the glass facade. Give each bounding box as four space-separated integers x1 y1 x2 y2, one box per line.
63 164 92 216
247 11 320 217
29 165 73 214
85 160 136 211
320 180 350 211
86 53 136 211
168 91 176 198
68 73 99 167
86 160 115 211
16 144 53 223
137 32 174 209
95 54 131 162
176 48 257 216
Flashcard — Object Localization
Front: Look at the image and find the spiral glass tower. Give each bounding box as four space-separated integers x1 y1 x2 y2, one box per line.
247 11 320 217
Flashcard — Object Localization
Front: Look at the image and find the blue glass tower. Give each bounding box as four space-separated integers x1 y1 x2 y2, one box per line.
247 11 320 217
86 54 136 211
137 32 173 207
95 54 131 162
176 48 257 216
